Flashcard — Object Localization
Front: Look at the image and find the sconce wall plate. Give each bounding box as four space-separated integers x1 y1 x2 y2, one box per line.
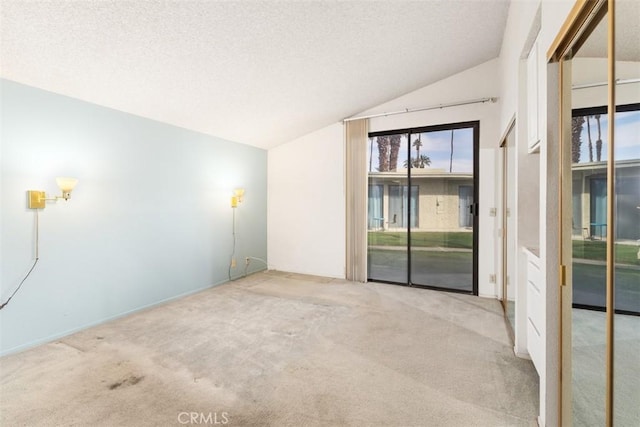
27 177 78 209
28 191 46 209
231 188 245 208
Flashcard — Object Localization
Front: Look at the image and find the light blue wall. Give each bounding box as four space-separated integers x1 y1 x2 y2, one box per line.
0 79 267 355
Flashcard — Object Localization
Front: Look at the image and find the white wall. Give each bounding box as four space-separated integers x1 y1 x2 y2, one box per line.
267 123 346 278
1 80 268 355
268 59 502 296
498 0 540 135
365 59 501 146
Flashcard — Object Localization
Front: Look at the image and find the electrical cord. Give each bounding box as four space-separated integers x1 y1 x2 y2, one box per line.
244 256 268 277
228 208 237 281
0 210 40 310
0 259 39 310
228 209 268 281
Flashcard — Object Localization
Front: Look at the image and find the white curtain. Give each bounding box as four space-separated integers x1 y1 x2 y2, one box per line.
345 119 369 282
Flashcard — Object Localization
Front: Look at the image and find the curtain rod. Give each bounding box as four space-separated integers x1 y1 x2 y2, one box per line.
343 97 497 123
572 77 640 90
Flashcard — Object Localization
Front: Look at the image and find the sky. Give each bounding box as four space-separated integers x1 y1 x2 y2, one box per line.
368 127 474 173
575 110 640 163
367 109 639 174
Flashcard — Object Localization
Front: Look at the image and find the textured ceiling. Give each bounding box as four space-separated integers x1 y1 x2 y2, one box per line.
576 0 640 61
0 1 509 149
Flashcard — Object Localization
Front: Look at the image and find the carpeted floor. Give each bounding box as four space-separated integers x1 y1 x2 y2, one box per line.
0 271 538 426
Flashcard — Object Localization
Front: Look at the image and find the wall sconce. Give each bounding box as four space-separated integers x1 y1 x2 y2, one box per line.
28 177 79 209
231 188 245 208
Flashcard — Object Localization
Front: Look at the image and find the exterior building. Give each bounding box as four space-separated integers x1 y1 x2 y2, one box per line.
572 159 640 240
368 169 473 232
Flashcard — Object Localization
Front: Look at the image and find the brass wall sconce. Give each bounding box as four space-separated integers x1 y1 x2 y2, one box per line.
231 188 245 208
28 177 79 209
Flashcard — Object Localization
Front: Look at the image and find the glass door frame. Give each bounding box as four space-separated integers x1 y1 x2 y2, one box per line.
548 1 621 425
367 120 479 296
499 118 517 340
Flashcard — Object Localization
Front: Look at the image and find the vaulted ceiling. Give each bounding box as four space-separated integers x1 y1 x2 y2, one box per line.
1 1 510 149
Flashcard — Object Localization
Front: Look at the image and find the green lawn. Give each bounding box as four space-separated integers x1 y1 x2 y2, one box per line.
573 240 640 265
368 231 639 265
368 231 472 249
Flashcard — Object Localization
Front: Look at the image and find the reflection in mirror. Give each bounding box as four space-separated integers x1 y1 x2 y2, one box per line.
570 10 608 427
614 1 640 425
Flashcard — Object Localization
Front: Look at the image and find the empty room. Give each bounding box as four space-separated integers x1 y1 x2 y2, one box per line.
1 1 638 426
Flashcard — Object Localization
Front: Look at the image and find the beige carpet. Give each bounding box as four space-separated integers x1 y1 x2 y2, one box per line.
0 271 538 426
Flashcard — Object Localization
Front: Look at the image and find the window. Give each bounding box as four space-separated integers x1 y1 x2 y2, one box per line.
388 185 418 228
589 176 607 238
368 185 384 230
458 185 473 228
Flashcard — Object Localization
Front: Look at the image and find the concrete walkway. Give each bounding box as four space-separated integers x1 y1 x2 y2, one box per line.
369 245 472 252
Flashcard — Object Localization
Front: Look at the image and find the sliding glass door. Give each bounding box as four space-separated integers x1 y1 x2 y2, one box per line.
551 2 640 423
367 133 410 284
367 122 478 294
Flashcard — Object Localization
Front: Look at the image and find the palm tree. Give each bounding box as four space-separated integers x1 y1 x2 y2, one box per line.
595 114 603 161
389 135 402 171
449 129 455 172
413 135 423 160
415 154 431 168
369 138 373 172
403 153 431 168
377 136 390 171
586 115 593 162
571 116 585 163
403 134 430 169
